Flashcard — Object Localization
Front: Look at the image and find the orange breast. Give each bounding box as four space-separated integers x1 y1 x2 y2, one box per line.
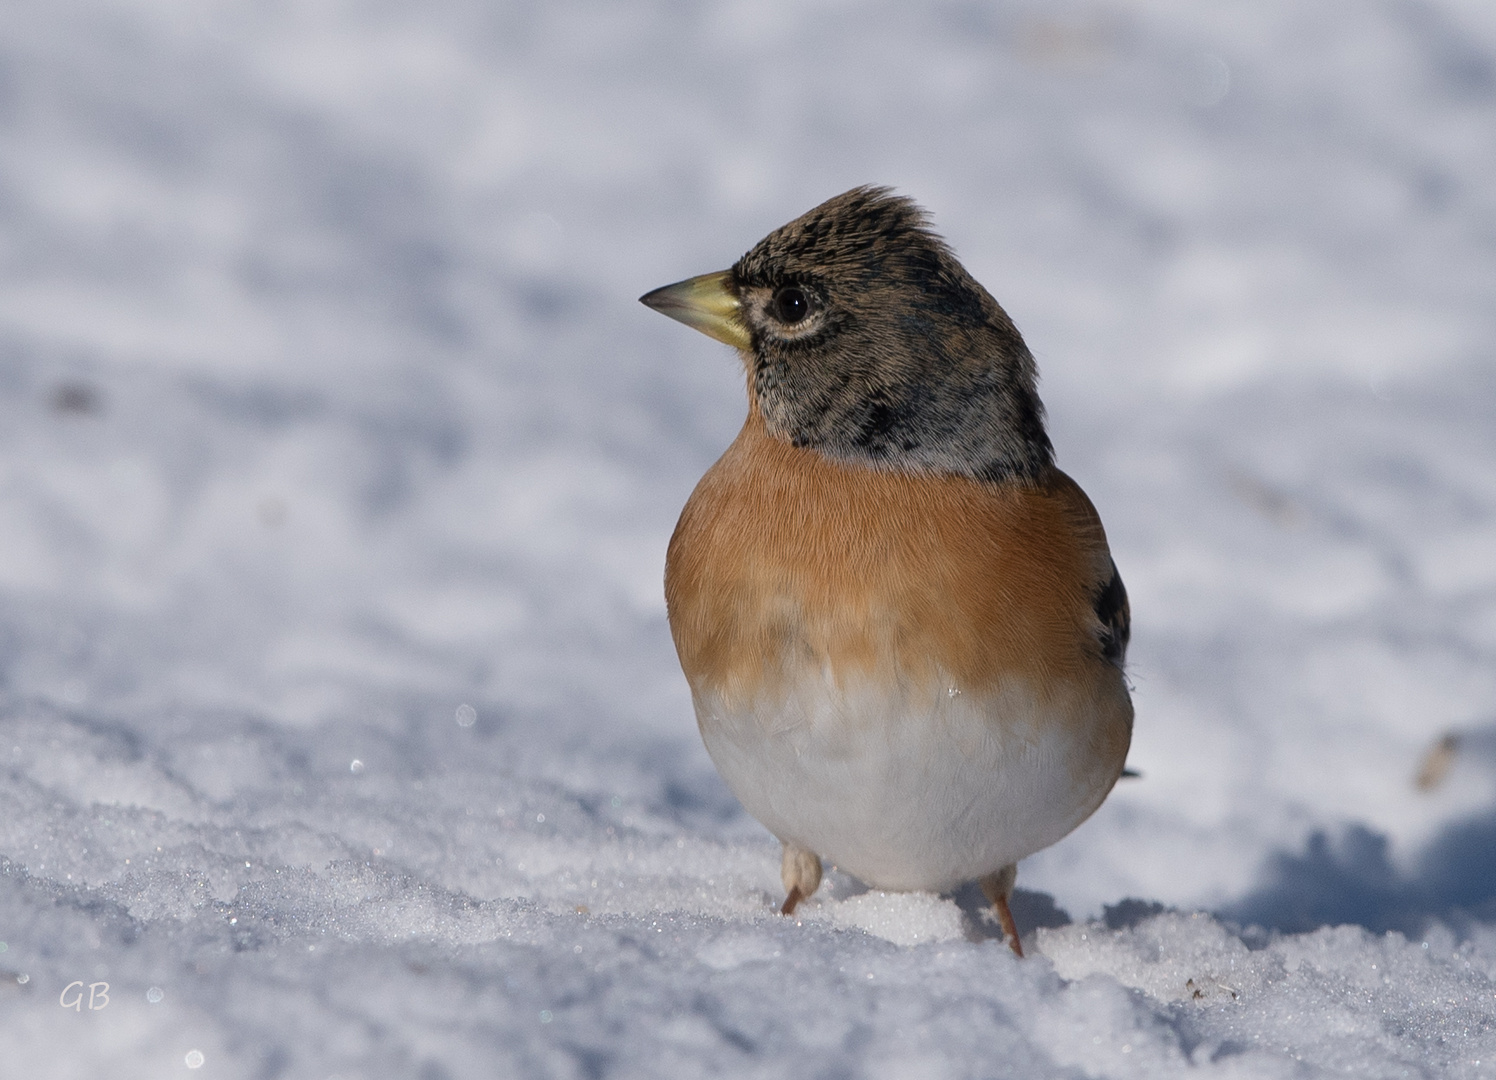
665 414 1126 742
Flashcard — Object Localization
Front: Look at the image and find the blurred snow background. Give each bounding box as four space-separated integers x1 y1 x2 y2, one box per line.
2 0 1496 1076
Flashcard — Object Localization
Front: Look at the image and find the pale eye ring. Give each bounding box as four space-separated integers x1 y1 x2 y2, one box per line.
772 286 810 324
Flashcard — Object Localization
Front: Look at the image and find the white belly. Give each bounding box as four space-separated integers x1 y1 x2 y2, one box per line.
694 671 1119 892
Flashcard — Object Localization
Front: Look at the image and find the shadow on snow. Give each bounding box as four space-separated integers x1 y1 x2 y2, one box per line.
1222 724 1496 937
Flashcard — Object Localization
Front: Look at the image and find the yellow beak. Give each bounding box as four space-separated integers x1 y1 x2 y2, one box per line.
639 270 751 350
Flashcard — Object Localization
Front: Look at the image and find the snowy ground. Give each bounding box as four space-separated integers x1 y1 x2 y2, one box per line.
3 1 1496 1076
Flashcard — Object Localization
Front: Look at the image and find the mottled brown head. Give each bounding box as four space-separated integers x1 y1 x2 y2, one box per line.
643 186 1053 483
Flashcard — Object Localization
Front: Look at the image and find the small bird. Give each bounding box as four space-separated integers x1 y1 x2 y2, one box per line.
641 187 1132 955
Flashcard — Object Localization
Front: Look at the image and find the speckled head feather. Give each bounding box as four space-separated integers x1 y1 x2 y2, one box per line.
729 186 1053 483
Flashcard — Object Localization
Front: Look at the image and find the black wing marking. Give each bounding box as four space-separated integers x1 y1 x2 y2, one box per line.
1094 560 1130 667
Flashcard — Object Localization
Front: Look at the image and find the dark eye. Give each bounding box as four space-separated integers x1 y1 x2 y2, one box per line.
772 286 809 324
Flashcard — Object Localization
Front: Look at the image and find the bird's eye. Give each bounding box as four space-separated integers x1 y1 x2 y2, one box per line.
772 286 810 324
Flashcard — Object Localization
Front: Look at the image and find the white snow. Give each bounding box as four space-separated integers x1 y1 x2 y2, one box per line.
2 0 1496 1076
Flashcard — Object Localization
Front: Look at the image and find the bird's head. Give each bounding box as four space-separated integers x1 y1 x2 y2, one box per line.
641 186 1052 483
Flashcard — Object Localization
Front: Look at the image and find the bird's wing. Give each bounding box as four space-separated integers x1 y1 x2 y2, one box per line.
1044 470 1130 669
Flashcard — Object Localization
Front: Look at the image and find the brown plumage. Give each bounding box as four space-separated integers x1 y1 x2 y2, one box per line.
668 409 1121 718
643 187 1132 956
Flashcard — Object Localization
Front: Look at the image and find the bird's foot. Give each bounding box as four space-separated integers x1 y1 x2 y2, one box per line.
779 843 822 916
980 864 1024 958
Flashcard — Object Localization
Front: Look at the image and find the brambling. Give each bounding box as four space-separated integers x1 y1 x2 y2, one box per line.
641 187 1132 956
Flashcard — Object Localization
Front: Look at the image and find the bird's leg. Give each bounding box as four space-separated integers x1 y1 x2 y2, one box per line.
779 842 822 915
980 864 1024 958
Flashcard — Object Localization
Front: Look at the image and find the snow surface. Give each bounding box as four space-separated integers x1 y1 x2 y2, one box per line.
3 0 1496 1076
